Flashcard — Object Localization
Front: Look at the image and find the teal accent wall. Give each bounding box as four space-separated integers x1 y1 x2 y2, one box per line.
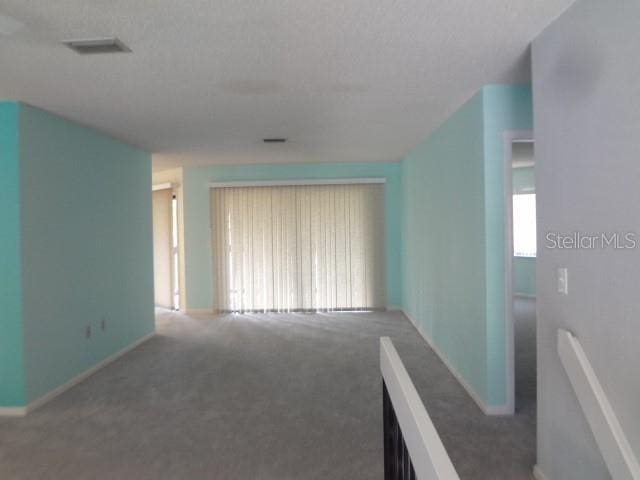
402 91 488 401
18 104 155 403
513 166 535 195
0 102 154 407
402 85 532 407
482 85 533 405
0 102 25 407
182 162 402 311
514 257 536 296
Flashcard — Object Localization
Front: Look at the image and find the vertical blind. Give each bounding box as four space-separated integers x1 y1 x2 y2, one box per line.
211 183 385 313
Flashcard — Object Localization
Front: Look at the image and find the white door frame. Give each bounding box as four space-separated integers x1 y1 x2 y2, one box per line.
503 130 534 415
152 183 179 310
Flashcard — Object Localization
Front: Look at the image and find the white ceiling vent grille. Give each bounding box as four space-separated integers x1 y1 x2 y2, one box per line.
63 37 131 54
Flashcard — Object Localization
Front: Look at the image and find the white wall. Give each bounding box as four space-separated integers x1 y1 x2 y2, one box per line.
532 1 640 478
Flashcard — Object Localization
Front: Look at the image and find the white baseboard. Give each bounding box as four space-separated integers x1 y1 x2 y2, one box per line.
533 465 550 480
0 406 28 417
514 293 536 300
185 309 213 316
0 332 155 417
400 309 512 416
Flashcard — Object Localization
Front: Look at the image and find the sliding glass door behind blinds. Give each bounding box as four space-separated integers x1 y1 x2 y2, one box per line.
211 183 385 313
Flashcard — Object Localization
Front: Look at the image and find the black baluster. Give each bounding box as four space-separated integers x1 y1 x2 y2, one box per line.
384 381 416 480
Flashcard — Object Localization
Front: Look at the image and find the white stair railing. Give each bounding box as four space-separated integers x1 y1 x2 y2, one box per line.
380 337 460 480
558 329 640 480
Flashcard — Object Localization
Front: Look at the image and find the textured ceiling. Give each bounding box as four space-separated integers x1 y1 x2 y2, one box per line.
0 1 574 170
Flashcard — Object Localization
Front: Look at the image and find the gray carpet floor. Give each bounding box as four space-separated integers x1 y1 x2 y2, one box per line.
0 306 536 479
514 296 537 419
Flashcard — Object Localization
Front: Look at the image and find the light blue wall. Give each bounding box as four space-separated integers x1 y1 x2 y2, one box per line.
0 102 25 407
182 162 403 311
513 166 535 195
402 91 488 401
0 102 155 406
18 104 155 402
402 85 532 407
482 85 533 405
514 257 536 296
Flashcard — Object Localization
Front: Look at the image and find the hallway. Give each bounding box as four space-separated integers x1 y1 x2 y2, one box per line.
0 311 536 479
514 296 537 417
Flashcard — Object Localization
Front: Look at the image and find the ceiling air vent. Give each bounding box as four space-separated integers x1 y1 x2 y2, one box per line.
263 138 287 143
63 37 131 55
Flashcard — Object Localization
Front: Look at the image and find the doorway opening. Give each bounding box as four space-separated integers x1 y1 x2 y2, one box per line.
171 194 180 311
152 185 180 311
504 133 536 416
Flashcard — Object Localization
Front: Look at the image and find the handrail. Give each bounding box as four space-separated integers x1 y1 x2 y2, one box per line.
380 337 460 480
558 329 640 480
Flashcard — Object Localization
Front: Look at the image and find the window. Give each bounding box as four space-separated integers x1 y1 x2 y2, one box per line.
210 183 385 313
513 193 536 257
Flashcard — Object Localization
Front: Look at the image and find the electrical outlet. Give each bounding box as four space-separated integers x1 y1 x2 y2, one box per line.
85 326 92 338
101 318 106 331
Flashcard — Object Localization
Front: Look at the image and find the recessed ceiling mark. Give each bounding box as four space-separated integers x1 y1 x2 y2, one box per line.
0 14 23 36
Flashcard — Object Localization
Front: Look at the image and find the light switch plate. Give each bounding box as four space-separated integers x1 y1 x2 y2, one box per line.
557 267 569 295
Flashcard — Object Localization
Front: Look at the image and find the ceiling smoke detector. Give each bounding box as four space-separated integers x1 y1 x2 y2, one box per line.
63 37 131 54
263 138 287 143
